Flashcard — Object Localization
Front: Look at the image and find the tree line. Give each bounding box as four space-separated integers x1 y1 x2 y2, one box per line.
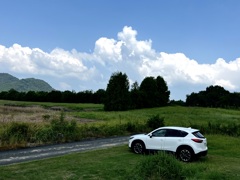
104 72 170 111
0 88 106 104
0 72 171 111
186 85 240 108
1 72 240 110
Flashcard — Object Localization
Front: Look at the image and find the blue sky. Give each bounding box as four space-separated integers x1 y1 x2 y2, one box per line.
1 0 240 100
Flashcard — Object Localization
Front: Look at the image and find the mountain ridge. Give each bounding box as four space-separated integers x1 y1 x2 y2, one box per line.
0 73 54 92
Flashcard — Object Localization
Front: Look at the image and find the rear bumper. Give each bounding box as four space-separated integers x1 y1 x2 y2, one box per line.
196 150 208 157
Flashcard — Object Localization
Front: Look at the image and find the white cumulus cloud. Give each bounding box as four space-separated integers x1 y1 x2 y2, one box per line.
1 26 240 100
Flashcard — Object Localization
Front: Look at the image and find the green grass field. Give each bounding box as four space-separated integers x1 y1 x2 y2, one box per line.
0 99 239 126
0 135 239 180
0 100 240 179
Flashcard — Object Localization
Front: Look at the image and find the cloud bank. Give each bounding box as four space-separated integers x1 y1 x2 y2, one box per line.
0 26 240 100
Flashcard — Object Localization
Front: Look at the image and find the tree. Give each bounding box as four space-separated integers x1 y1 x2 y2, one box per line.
139 76 170 108
24 91 37 101
76 90 94 103
104 72 130 111
6 89 20 101
139 77 158 108
93 89 106 104
130 81 141 109
62 90 76 103
186 85 233 108
205 85 230 107
155 76 170 106
46 90 62 102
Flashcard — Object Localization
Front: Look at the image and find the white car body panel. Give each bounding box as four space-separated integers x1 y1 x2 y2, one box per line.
129 126 208 155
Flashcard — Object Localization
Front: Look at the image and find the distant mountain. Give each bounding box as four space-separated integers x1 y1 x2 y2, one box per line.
0 73 54 92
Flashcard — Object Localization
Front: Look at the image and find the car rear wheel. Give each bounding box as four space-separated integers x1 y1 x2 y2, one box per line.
178 147 194 162
132 141 145 154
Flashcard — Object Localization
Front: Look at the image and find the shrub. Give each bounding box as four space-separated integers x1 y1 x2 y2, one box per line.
35 112 79 143
0 122 31 146
130 152 184 180
50 112 79 142
35 126 54 143
126 122 137 132
65 120 78 141
146 114 165 130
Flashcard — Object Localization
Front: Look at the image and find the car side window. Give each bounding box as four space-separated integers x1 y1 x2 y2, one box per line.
152 129 167 137
165 129 183 137
180 130 188 137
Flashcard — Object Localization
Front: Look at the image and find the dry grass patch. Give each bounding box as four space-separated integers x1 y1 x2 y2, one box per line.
0 105 97 124
0 105 54 123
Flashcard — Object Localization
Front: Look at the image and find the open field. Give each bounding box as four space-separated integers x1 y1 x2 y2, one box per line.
0 135 239 180
0 99 240 149
0 99 240 179
1 99 239 126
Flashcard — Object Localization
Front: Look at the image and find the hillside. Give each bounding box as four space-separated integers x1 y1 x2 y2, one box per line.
0 73 54 92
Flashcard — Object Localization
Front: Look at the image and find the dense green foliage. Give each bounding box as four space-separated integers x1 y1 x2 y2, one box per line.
104 72 170 111
186 85 240 108
0 73 54 92
138 76 170 108
104 72 130 111
0 89 106 104
146 114 165 129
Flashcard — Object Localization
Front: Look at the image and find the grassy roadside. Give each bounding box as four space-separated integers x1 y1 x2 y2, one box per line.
0 100 240 150
0 135 239 180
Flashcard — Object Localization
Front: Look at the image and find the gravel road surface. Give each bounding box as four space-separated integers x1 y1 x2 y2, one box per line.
0 136 129 166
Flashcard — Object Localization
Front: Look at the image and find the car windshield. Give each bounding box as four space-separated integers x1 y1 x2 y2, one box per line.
192 131 205 138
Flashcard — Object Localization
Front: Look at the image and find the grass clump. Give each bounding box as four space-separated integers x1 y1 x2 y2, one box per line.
35 112 78 143
0 122 36 149
146 114 165 129
130 152 184 180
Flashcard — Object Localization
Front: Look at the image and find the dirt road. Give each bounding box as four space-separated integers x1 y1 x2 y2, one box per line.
0 136 129 166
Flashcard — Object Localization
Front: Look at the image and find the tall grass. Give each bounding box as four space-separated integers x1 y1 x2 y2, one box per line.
0 122 30 148
130 152 184 180
0 102 240 150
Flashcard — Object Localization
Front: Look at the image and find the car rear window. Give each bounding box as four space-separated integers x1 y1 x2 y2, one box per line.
192 131 205 138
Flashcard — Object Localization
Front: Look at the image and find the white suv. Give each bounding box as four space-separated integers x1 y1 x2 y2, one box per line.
129 126 208 162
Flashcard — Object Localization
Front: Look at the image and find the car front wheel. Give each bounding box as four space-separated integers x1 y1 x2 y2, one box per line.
132 141 145 154
178 147 194 162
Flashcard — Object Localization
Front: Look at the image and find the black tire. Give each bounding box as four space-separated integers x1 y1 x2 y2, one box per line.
132 141 145 154
177 147 194 162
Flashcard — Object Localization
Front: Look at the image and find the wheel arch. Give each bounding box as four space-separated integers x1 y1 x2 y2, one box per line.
176 145 195 155
131 139 146 149
176 145 195 162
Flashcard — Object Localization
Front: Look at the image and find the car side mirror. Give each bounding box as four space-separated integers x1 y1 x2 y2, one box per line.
149 133 153 138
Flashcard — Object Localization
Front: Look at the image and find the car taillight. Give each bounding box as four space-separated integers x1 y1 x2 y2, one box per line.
191 139 203 143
